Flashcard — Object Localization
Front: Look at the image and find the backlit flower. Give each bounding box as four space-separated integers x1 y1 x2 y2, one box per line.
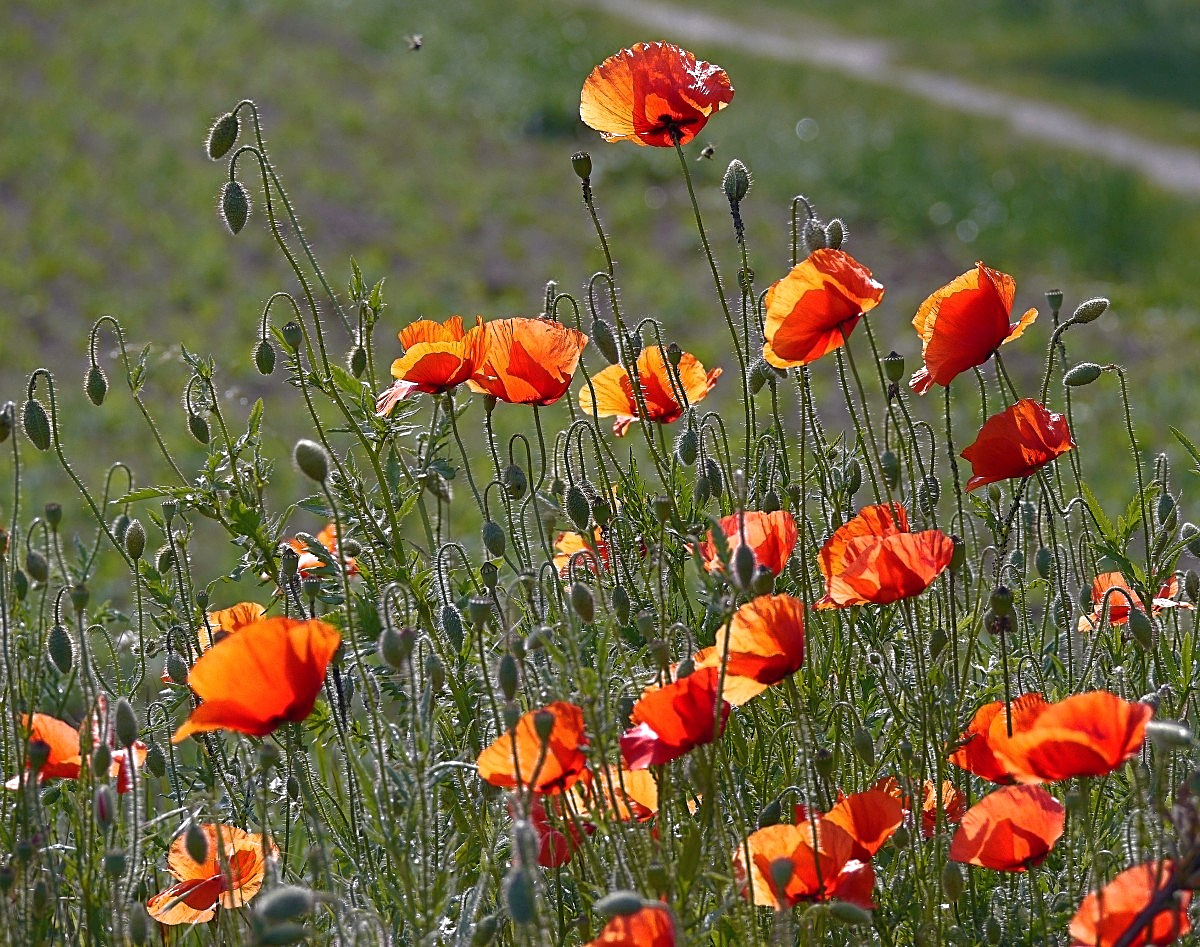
6 707 146 794
698 510 798 577
580 42 733 147
285 523 358 578
468 318 588 406
949 784 1064 871
1069 861 1190 947
873 777 965 837
1077 572 1190 634
735 820 875 910
909 261 1038 394
572 765 661 822
477 701 590 794
580 345 721 436
691 594 805 705
146 824 276 925
762 249 885 368
512 796 594 868
376 316 485 412
553 529 611 576
171 617 341 743
197 602 266 651
620 667 730 769
816 503 954 609
960 399 1074 492
819 788 905 861
586 904 677 946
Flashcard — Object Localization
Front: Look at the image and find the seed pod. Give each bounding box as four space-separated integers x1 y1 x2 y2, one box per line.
187 411 210 444
590 317 620 365
220 180 250 234
254 886 316 924
564 485 591 531
503 867 536 925
1064 362 1103 387
85 364 108 405
570 582 594 623
206 112 240 159
281 321 303 352
114 698 138 749
25 549 49 584
879 450 900 490
1071 296 1109 324
503 464 527 499
675 429 698 467
881 351 905 384
23 399 51 451
293 440 330 483
47 623 73 674
498 653 519 700
595 891 645 918
722 159 751 203
254 339 276 375
612 585 630 625
481 520 506 558
570 151 592 180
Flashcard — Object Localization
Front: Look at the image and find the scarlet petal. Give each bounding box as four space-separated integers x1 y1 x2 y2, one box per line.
960 399 1074 492
1069 860 1190 947
949 785 1064 871
823 788 904 860
698 510 798 576
585 904 677 946
691 594 805 705
579 346 720 436
620 667 729 769
476 702 590 794
469 318 588 406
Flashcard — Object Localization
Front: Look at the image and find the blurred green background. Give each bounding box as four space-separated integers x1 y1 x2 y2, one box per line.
3 0 1199 515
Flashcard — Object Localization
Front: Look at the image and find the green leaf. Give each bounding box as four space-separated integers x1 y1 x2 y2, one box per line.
1171 426 1200 475
1080 482 1119 547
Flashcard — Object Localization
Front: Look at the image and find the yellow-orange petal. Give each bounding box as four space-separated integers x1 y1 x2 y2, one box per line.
476 701 590 794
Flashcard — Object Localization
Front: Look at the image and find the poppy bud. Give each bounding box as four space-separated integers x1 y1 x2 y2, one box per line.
646 863 669 893
917 475 940 514
828 902 873 927
503 464 527 499
1064 362 1103 387
757 797 783 828
281 321 303 351
825 218 847 250
675 429 698 466
504 867 536 925
761 489 781 514
930 625 947 660
441 605 464 652
636 611 658 642
704 457 723 498
94 784 117 831
287 775 301 800
769 856 794 894
570 151 592 181
114 698 138 749
379 625 415 669
254 338 276 375
612 585 631 625
898 739 914 763
182 822 208 865
803 217 826 253
1045 288 1064 312
278 544 299 583
206 111 240 159
27 739 51 775
156 545 176 574
128 903 150 945
293 439 330 483
1187 570 1200 602
750 565 774 597
23 399 51 451
748 358 773 394
498 653 519 700
879 450 900 490
166 651 189 685
949 535 966 572
595 890 645 918
592 495 612 527
1034 546 1053 580
722 159 751 203
985 917 1003 944
255 886 316 924
989 586 1014 616
942 861 964 902
481 520 506 559
564 485 591 531
348 345 367 379
0 402 11 442
1158 493 1177 531
31 880 49 918
692 475 711 509
144 744 166 779
93 743 112 777
666 342 683 367
472 915 501 946
570 582 594 623
814 746 835 780
187 411 210 444
892 823 910 848
25 549 49 584
852 728 875 767
730 543 756 592
1071 296 1109 324
843 459 862 498
221 180 250 234
82 362 109 406
651 495 673 524
104 849 127 877
47 623 73 675
1128 607 1154 649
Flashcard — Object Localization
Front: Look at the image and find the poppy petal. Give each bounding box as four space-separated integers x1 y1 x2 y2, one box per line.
476 701 590 794
949 785 1064 871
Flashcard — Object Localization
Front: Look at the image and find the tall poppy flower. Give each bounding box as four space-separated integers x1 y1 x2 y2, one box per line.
172 617 341 743
146 824 276 925
580 345 722 436
284 523 358 578
734 820 875 910
572 765 661 823
762 249 885 368
819 789 905 861
816 503 954 609
949 784 1064 871
197 602 267 650
1069 861 1190 947
691 594 805 705
620 667 730 769
468 318 588 406
960 399 1074 492
586 904 677 946
376 316 485 413
873 777 965 837
1077 572 1190 634
511 796 594 868
6 709 147 794
553 529 611 577
580 42 733 147
477 701 590 794
698 510 798 577
909 262 1038 394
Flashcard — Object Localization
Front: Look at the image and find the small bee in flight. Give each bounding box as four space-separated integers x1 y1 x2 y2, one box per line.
406 34 423 51
697 142 716 161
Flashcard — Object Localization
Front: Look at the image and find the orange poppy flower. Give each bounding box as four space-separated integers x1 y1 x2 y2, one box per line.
376 316 486 413
620 667 730 769
553 530 611 576
580 42 733 147
572 765 661 822
171 617 341 743
6 709 147 794
735 820 875 910
580 345 722 436
586 904 677 946
960 399 1074 492
477 701 590 794
873 777 965 837
468 318 588 406
197 602 267 650
285 523 357 578
820 789 905 861
691 594 805 705
146 824 277 925
697 510 798 577
949 697 1029 784
1069 861 1190 947
816 503 954 609
1077 572 1191 634
762 249 885 368
909 261 1038 394
949 784 1064 872
511 796 594 868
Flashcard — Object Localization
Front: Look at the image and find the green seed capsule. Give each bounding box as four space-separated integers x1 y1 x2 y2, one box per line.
564 485 591 531
220 180 250 234
25 549 49 584
570 582 594 623
86 364 108 405
590 317 620 365
22 399 51 451
47 623 73 674
254 339 276 375
206 112 240 160
498 653 519 700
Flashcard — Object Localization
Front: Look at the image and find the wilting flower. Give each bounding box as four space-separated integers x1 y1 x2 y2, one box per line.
1078 572 1190 634
620 667 730 769
477 702 590 794
7 707 146 794
960 399 1074 492
762 249 885 368
909 261 1038 394
172 617 341 743
816 503 954 609
873 777 966 837
285 523 358 578
580 345 721 436
511 796 594 868
146 824 276 925
1069 861 1190 947
950 691 1152 784
949 784 1064 871
580 42 733 147
586 904 677 946
691 594 805 705
468 318 588 406
734 820 875 910
698 510 798 577
376 315 485 413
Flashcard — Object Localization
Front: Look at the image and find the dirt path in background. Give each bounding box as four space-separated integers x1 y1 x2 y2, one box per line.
587 0 1200 197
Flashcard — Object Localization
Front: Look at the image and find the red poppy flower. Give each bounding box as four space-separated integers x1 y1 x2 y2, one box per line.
172 617 341 743
620 667 730 769
580 345 722 436
735 820 875 910
477 701 590 794
571 764 661 823
820 788 905 861
468 318 589 406
698 510 798 577
949 784 1064 872
1077 572 1191 634
586 904 677 946
553 530 611 577
960 399 1074 492
284 523 358 578
1069 861 1190 947
580 42 733 147
146 824 276 925
511 796 594 868
873 777 965 837
376 316 485 413
7 707 147 794
197 602 266 650
909 262 1038 394
691 594 805 705
816 503 954 609
761 249 885 368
